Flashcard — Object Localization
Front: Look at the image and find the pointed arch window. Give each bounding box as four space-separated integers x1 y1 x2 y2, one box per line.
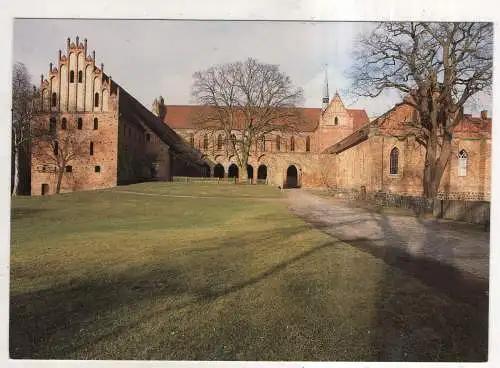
70 70 75 83
93 118 98 130
276 135 281 151
78 70 83 83
89 142 94 156
94 92 100 107
458 149 468 177
290 136 295 152
77 117 83 130
390 147 399 175
306 136 311 152
203 134 209 150
217 134 223 150
334 116 339 126
61 117 67 130
51 92 57 107
53 141 59 156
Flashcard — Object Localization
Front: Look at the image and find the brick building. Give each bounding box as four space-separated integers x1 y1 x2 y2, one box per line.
31 37 207 195
159 82 491 201
29 37 491 200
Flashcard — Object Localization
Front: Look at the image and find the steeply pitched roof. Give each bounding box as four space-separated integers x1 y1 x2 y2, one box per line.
347 109 370 130
110 79 208 166
323 102 492 154
163 105 322 132
454 116 492 137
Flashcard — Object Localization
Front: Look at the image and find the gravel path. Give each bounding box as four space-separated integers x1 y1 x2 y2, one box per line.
285 190 490 283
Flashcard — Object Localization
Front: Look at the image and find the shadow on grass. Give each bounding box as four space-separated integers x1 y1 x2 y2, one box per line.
9 227 338 359
10 208 47 220
292 196 489 362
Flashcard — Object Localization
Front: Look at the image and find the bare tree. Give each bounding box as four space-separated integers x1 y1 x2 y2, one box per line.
191 58 304 181
32 115 91 194
348 22 492 198
11 63 36 196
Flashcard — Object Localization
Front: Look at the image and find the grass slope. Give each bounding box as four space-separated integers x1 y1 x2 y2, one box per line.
10 183 487 361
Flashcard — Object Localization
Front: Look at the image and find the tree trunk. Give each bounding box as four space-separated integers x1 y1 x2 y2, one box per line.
423 135 452 199
238 165 248 183
12 147 19 196
56 169 64 194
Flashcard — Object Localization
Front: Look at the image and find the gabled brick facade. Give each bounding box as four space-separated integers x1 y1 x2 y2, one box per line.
31 38 207 196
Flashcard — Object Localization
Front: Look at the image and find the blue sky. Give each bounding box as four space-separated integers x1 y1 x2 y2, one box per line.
13 19 491 119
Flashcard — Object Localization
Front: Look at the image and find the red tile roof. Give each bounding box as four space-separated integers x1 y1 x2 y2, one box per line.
163 105 321 132
163 105 369 133
454 116 492 137
347 109 370 130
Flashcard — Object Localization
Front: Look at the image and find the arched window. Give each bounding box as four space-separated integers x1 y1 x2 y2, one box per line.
89 142 94 156
458 149 468 177
189 133 194 146
306 136 311 152
390 147 399 175
77 117 83 130
93 118 98 130
94 92 100 107
203 134 209 150
70 70 75 83
290 136 295 152
217 134 223 150
334 116 338 125
53 141 58 156
276 135 281 151
78 70 83 83
51 92 57 107
61 118 67 130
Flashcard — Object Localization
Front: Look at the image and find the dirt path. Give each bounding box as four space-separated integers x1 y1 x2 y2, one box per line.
285 189 490 300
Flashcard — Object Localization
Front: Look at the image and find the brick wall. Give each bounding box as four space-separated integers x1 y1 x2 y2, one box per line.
31 110 119 195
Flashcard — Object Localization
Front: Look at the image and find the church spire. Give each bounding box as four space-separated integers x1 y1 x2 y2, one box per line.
322 67 329 111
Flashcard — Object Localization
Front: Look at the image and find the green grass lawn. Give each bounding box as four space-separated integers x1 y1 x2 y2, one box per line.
10 183 487 361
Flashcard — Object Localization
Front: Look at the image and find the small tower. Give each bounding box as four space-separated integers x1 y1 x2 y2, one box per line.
322 67 329 111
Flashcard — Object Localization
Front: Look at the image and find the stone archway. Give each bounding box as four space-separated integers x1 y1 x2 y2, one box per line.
228 163 239 178
213 163 225 178
202 164 211 177
247 164 254 180
257 164 267 182
286 165 299 188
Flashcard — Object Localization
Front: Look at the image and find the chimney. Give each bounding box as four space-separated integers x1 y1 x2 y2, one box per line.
84 38 88 57
76 35 79 46
67 37 70 52
92 50 96 66
481 110 488 120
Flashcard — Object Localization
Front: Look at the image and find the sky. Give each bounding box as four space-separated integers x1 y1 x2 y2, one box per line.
13 19 491 120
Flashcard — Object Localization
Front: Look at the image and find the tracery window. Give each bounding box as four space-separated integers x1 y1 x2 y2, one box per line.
458 150 468 177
